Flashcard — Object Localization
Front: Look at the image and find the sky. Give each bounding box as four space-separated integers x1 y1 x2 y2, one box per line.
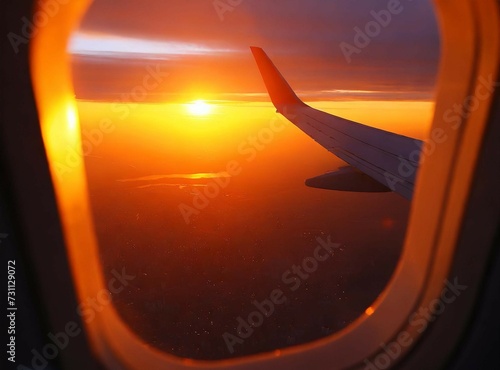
69 0 440 103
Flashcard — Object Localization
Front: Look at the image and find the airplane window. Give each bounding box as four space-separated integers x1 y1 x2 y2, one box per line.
68 0 439 360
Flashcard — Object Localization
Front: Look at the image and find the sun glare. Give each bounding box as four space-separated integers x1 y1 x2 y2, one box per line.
186 100 212 116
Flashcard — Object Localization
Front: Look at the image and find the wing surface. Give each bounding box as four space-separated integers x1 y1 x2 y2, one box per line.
251 46 422 199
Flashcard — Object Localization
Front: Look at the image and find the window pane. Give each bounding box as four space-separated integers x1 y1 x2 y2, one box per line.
70 0 439 360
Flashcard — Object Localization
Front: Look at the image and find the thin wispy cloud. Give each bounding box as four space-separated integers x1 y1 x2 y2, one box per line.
69 32 236 59
117 172 232 183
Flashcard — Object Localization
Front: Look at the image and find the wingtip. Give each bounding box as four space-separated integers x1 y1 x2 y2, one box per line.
249 46 305 110
249 46 263 54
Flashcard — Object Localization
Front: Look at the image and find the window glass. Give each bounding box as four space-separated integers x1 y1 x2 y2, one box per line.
69 0 439 360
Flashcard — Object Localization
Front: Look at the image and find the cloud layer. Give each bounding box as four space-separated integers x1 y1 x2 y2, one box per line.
71 0 441 102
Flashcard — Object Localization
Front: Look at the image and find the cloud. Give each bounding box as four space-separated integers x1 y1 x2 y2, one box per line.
71 0 440 102
117 173 232 183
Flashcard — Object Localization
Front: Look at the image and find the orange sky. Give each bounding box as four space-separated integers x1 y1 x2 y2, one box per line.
76 99 432 182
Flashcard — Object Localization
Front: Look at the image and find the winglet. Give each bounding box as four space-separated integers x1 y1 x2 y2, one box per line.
250 47 307 112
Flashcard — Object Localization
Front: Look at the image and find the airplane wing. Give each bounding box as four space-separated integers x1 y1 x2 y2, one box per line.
250 46 422 200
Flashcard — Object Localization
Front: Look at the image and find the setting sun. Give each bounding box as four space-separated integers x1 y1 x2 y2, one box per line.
186 100 212 116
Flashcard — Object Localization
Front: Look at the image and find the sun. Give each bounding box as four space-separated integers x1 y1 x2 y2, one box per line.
186 100 212 116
